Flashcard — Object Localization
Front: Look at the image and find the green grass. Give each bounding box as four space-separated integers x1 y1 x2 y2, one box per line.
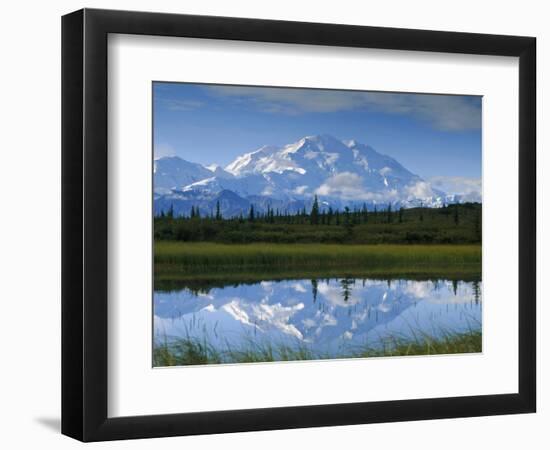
356 331 482 357
154 242 482 364
153 330 482 366
155 242 481 284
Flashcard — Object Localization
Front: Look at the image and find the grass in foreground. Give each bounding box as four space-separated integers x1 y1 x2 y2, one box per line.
155 242 481 283
153 330 482 367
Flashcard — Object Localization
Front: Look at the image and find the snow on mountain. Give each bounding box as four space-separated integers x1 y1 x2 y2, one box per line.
154 135 457 217
154 156 213 194
220 134 430 201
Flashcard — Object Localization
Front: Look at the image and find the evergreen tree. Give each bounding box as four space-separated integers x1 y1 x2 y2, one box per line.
474 208 481 241
311 278 318 303
310 195 320 225
340 278 354 302
454 204 459 225
248 204 255 222
167 203 174 219
398 207 404 223
215 200 222 220
343 206 351 225
387 203 392 223
473 281 481 305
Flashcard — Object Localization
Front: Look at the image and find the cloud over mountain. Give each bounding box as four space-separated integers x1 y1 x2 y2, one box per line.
154 134 476 217
206 86 481 131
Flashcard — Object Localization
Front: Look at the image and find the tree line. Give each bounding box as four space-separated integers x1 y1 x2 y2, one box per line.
155 197 482 245
159 196 441 226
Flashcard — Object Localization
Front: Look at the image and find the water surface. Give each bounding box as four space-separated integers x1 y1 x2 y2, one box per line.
154 277 481 362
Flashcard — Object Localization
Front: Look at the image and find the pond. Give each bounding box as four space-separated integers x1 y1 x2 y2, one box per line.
153 276 481 365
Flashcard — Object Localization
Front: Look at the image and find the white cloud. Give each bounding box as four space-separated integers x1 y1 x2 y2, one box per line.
293 185 309 195
405 180 436 199
207 85 364 115
317 282 361 307
291 283 307 293
315 172 398 202
404 281 433 299
206 86 481 131
429 176 482 201
153 143 176 159
315 173 364 198
161 98 204 111
261 185 275 196
360 92 481 131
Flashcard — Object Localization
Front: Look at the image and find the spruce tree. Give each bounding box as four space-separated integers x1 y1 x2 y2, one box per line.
474 208 481 242
310 195 320 225
344 206 351 225
311 279 318 303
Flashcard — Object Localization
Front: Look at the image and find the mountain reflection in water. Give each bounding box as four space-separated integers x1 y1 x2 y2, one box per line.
154 277 481 359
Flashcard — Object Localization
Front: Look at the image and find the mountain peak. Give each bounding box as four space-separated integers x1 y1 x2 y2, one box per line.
281 134 349 156
153 135 453 217
303 133 339 143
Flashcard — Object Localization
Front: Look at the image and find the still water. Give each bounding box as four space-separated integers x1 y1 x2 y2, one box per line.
154 277 481 361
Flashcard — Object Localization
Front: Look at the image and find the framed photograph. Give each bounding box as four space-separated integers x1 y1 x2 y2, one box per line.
62 8 536 441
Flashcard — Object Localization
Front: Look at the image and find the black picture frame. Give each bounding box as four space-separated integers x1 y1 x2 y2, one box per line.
62 8 536 442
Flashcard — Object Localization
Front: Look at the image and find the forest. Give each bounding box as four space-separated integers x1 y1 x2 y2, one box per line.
154 199 482 245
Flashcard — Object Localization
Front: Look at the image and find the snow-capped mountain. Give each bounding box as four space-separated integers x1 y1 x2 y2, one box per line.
153 156 213 195
154 134 457 217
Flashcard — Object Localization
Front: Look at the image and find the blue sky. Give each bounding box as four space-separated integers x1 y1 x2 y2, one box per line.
153 82 481 181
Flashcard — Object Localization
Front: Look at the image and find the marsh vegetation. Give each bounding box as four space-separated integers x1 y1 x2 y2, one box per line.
153 203 482 366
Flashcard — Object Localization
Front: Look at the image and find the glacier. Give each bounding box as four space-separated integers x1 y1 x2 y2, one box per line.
154 134 472 217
